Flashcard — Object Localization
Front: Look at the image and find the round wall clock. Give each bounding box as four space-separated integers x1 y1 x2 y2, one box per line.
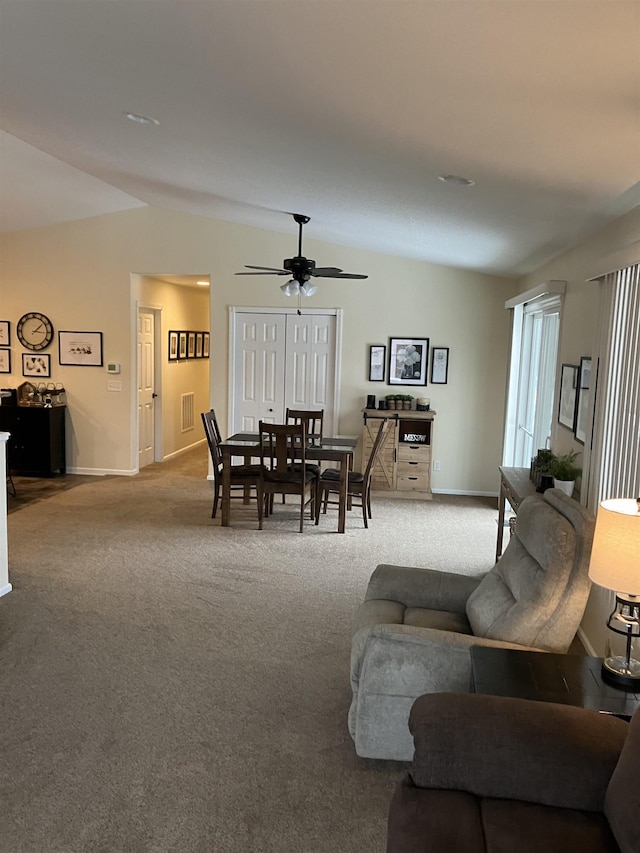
16 312 54 352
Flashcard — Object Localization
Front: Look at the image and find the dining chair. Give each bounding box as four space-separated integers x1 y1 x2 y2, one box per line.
201 410 263 525
283 408 324 493
259 421 316 533
315 418 390 529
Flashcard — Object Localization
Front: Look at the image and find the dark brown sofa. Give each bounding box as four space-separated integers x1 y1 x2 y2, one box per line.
387 693 639 853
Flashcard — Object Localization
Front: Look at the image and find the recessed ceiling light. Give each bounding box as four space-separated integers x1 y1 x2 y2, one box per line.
438 174 475 187
197 280 209 287
123 112 159 126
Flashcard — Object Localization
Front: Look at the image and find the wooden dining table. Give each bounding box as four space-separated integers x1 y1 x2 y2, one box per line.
219 432 359 533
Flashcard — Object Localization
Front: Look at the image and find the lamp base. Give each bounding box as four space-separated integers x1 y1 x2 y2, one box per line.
601 657 640 691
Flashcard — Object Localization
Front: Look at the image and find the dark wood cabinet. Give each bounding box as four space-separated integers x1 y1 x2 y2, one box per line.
0 405 66 476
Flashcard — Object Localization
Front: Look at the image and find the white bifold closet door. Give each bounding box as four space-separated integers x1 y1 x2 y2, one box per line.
231 310 337 434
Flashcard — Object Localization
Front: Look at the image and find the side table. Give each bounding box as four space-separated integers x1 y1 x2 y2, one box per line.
495 466 542 561
471 646 640 721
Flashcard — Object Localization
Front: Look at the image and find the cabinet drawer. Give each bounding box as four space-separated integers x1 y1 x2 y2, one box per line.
397 467 430 491
397 444 431 463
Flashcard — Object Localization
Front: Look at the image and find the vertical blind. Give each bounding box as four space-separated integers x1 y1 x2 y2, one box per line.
589 263 640 505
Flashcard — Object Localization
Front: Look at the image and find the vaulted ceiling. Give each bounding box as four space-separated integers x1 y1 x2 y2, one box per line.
1 0 638 276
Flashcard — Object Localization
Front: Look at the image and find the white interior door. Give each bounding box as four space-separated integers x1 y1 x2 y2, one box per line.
138 309 156 468
233 313 287 430
232 310 337 434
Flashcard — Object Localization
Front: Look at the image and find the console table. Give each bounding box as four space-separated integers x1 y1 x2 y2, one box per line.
471 646 640 721
0 405 66 476
496 466 541 560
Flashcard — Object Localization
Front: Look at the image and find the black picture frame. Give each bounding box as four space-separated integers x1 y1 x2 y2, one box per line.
58 330 103 366
202 332 210 358
368 345 386 381
178 332 187 359
22 352 51 378
575 356 592 445
0 320 10 347
195 332 203 358
168 330 179 361
388 337 429 386
187 332 196 358
430 347 449 384
0 349 10 374
558 363 579 431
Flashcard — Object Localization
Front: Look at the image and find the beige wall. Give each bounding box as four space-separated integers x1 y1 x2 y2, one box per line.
0 205 514 490
516 205 640 654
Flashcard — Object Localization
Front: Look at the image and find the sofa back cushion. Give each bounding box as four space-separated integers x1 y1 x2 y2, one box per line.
466 491 592 651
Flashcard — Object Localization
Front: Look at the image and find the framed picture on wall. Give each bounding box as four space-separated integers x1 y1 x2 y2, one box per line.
430 347 449 384
178 332 187 359
0 349 10 374
0 321 9 346
388 337 429 386
58 330 103 366
574 356 592 444
368 345 386 381
195 332 203 358
202 332 210 358
187 332 196 358
168 330 179 361
558 363 579 430
22 352 51 378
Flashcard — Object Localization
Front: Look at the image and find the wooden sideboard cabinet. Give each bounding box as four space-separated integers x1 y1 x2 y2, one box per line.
362 408 435 500
0 405 66 476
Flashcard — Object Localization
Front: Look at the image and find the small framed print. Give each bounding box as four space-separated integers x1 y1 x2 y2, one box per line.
178 332 187 359
187 332 196 358
202 332 210 358
0 321 9 346
22 352 51 378
195 332 203 358
0 349 10 374
59 330 103 366
168 330 179 361
558 363 579 431
430 347 449 384
388 337 429 386
368 345 386 382
575 356 592 445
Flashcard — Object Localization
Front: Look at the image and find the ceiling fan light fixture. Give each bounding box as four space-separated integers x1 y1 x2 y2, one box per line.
300 282 317 297
438 173 475 187
281 279 300 297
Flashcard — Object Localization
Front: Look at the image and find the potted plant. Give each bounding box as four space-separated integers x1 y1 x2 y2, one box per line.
386 394 397 410
531 449 556 490
402 394 413 410
549 450 581 496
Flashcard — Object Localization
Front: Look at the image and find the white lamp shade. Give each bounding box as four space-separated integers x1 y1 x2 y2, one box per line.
300 282 317 297
280 280 300 297
588 498 640 595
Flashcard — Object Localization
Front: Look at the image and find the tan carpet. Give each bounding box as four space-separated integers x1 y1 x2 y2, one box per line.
1 446 498 853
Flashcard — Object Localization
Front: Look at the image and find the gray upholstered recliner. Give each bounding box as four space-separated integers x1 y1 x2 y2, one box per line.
349 489 595 760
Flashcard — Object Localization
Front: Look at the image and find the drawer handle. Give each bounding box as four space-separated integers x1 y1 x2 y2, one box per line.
408 462 418 466
408 477 418 480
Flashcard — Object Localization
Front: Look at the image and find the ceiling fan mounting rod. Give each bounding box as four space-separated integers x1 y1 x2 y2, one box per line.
293 213 310 257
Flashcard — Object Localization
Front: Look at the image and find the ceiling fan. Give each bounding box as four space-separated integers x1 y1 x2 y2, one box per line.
235 213 368 298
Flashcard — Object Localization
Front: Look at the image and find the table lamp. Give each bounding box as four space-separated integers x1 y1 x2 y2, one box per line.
588 497 640 690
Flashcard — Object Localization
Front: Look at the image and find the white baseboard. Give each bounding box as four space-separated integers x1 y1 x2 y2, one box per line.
67 467 137 476
577 626 597 656
0 583 12 597
432 489 499 498
163 438 206 462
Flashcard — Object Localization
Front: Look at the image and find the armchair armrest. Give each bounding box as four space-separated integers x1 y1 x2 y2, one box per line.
365 564 484 613
409 692 629 813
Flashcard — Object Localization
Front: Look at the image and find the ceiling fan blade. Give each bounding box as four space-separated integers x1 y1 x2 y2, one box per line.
235 270 290 276
312 267 344 276
243 265 288 272
312 271 368 279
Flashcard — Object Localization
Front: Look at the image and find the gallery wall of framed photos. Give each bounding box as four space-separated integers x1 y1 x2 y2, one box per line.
168 330 210 361
367 337 450 387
